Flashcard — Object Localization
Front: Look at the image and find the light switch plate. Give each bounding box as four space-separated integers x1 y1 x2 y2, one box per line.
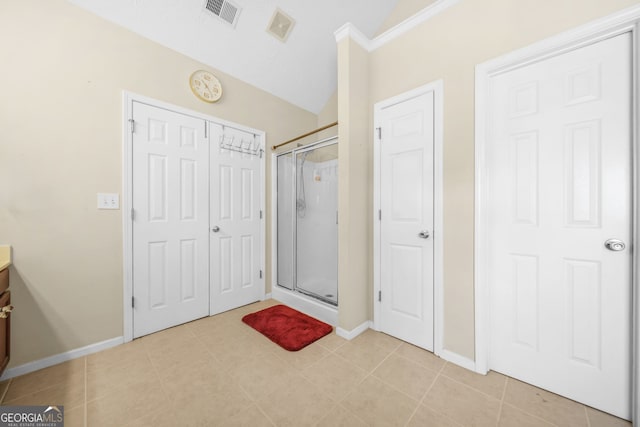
97 193 120 210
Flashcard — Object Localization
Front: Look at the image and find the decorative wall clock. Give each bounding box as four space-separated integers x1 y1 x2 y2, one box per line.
189 70 222 103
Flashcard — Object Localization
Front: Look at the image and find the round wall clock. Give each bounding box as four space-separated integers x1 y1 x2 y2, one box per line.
189 70 223 103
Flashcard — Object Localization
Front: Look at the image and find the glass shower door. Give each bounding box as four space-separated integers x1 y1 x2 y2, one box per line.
295 143 338 305
277 153 294 290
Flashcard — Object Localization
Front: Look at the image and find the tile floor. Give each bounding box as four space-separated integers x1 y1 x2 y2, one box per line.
0 299 632 427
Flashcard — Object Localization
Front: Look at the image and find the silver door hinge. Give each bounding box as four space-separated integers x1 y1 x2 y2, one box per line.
259 270 263 279
132 297 135 308
259 210 263 219
378 209 382 221
376 127 381 140
204 123 207 138
131 208 135 221
378 291 381 302
129 119 135 134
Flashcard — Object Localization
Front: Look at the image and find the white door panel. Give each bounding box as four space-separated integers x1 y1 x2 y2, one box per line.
210 124 263 314
488 33 631 418
132 102 209 338
379 92 434 351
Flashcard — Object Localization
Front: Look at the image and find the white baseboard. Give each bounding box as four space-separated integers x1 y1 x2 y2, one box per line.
336 321 372 340
0 336 124 380
262 293 273 301
439 349 476 372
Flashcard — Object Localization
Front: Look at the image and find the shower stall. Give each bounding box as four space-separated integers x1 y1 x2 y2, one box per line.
276 137 338 308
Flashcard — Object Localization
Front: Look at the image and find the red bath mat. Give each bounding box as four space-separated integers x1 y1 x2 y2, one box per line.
242 304 333 351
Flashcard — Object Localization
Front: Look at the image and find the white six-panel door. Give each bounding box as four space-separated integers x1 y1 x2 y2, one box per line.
132 102 210 338
378 92 435 351
487 33 632 418
209 123 263 315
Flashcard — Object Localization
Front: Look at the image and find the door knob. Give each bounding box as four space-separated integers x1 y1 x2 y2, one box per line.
211 226 220 233
418 230 430 239
604 239 625 251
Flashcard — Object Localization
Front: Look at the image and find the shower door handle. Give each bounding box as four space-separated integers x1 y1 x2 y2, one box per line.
418 230 430 239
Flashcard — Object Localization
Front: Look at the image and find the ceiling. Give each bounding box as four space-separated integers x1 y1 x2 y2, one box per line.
67 0 399 113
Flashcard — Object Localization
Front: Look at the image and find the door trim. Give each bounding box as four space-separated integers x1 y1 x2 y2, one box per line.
474 6 640 423
122 91 266 343
372 80 444 356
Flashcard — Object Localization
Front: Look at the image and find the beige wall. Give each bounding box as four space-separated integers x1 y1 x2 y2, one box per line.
337 39 371 331
316 92 339 142
375 0 438 35
367 0 640 359
0 0 317 367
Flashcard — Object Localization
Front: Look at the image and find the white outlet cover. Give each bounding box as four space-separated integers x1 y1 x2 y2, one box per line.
97 193 120 210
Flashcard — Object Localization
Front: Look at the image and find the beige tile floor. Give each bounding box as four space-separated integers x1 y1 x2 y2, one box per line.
0 299 631 427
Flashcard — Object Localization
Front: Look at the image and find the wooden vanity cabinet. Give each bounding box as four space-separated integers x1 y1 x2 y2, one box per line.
0 268 10 376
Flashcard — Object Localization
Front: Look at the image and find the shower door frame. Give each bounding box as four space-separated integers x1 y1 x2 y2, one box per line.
272 137 339 307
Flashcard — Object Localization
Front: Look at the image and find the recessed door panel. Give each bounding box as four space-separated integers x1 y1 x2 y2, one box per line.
565 259 601 368
219 166 232 220
564 120 601 227
219 236 232 293
390 151 423 222
512 254 539 350
389 244 422 319
180 159 197 221
148 241 168 309
241 235 253 288
512 132 539 225
148 154 167 222
241 168 254 221
180 239 196 302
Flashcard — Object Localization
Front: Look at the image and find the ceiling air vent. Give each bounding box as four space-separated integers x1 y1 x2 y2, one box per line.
205 0 241 27
267 8 295 42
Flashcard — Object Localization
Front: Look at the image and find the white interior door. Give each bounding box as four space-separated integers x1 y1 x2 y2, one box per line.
378 92 434 351
487 33 632 419
132 102 210 338
209 123 263 315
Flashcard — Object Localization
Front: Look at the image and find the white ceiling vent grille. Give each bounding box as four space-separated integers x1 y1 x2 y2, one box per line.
205 0 241 27
267 8 295 42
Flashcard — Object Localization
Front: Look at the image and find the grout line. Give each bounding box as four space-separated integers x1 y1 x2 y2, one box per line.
584 405 592 427
334 402 370 427
500 401 560 427
0 378 12 404
366 342 401 375
495 376 509 425
438 370 504 402
498 377 580 427
500 377 508 402
253 402 277 427
424 360 447 401
404 362 449 427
